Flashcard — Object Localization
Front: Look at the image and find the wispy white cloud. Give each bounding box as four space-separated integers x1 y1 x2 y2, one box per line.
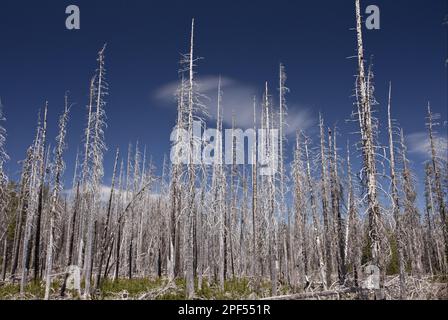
283 106 315 135
154 76 236 103
406 131 448 158
153 75 315 135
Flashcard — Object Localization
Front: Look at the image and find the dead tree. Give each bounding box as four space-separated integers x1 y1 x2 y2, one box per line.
354 0 382 277
304 136 327 289
84 44 108 298
278 64 290 285
328 127 346 284
426 104 448 264
345 142 361 287
44 94 71 299
251 96 258 286
20 105 47 294
60 182 80 296
292 132 307 290
399 129 424 276
386 83 406 299
10 149 33 279
319 114 332 287
95 148 119 290
33 103 49 283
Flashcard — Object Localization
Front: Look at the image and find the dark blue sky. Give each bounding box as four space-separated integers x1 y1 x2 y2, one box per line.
0 0 446 186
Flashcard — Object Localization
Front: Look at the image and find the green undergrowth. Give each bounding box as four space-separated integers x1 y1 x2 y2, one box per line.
0 277 280 300
99 277 164 299
2 275 446 300
0 280 59 299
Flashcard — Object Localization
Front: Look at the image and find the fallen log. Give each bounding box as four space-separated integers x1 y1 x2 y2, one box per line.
138 281 177 300
261 287 359 300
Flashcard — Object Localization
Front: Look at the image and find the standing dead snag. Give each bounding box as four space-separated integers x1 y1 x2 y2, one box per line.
0 97 8 280
319 114 332 288
0 99 8 234
33 103 49 283
229 112 238 281
95 148 119 290
278 64 290 285
386 83 406 299
292 132 307 290
169 74 187 281
44 94 71 299
400 129 424 276
424 163 446 273
20 104 48 295
354 0 382 279
261 82 278 296
251 96 258 286
0 116 9 280
426 104 448 264
10 148 33 279
181 18 208 298
328 127 346 284
423 164 435 275
77 75 96 273
213 81 225 289
185 18 196 299
60 180 80 297
84 44 108 298
114 159 125 281
345 142 361 287
304 135 327 289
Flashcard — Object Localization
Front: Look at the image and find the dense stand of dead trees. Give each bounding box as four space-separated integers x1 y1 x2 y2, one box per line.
0 0 447 300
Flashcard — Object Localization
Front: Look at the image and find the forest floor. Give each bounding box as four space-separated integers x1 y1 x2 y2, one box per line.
0 276 447 300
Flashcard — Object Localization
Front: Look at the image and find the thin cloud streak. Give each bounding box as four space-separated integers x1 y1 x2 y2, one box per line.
153 75 315 135
406 131 448 158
